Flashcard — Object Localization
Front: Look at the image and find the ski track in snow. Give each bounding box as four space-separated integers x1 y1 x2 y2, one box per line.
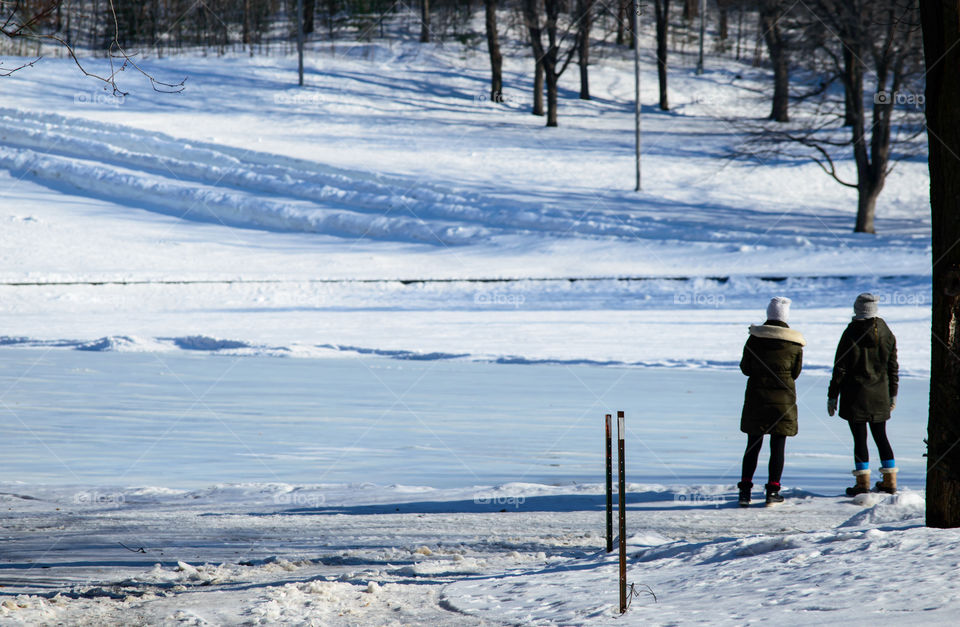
0 105 929 250
0 106 736 246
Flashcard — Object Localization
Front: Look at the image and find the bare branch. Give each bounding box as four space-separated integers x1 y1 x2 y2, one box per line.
1 0 185 94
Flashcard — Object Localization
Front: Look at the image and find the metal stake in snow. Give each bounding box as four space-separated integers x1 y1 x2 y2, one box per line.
618 410 627 613
605 413 613 553
632 1 642 191
297 0 305 86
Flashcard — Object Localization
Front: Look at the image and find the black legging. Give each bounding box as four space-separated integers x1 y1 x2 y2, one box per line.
849 421 895 464
741 433 786 485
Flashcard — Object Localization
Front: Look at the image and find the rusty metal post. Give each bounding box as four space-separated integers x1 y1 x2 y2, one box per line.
618 410 627 613
606 413 613 553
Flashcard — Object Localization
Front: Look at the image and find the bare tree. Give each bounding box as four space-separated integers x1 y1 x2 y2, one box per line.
524 0 545 116
921 0 960 529
484 0 503 102
810 0 923 232
523 0 580 126
758 0 790 122
576 0 593 100
421 0 431 42
616 0 628 45
654 0 670 110
741 0 923 234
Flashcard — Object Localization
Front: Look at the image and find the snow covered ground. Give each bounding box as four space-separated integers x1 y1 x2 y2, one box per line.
0 27 943 625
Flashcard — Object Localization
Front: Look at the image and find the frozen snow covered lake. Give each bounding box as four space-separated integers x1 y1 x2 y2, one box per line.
1 348 928 495
0 348 941 626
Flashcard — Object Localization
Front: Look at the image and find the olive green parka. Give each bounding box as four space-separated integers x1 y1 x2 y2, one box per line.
739 320 805 437
828 317 899 423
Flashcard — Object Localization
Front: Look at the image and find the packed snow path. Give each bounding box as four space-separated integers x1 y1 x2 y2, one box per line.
1 483 953 625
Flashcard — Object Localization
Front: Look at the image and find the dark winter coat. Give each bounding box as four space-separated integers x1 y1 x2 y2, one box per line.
740 320 805 437
828 317 899 423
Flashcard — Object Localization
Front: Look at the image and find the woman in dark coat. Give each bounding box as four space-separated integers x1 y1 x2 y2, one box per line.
828 293 899 495
738 296 805 507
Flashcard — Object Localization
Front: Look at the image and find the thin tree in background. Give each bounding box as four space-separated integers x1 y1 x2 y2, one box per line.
921 0 960 529
420 0 430 42
523 0 582 125
654 0 670 110
524 0 545 115
758 0 789 121
576 0 593 100
484 0 503 102
616 0 628 45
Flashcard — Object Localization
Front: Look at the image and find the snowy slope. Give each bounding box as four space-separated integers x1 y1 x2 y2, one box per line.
0 42 932 372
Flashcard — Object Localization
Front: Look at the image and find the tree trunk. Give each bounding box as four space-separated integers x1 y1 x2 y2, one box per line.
843 39 877 234
854 185 879 234
616 0 627 45
544 0 560 125
735 0 743 60
719 6 728 41
921 0 960 529
683 0 698 21
484 0 503 102
546 65 559 125
420 0 430 42
577 0 593 100
304 0 315 34
842 47 857 126
524 0 546 116
534 61 544 115
655 0 670 110
759 1 789 122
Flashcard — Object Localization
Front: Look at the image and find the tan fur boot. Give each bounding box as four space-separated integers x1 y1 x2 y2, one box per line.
876 467 898 494
846 469 871 496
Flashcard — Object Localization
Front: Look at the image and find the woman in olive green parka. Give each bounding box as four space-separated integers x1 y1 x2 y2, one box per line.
737 296 805 507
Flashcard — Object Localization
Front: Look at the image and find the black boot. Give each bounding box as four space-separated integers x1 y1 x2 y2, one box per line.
765 483 784 506
737 481 752 507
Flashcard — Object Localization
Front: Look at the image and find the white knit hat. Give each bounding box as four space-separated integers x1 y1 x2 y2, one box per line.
766 296 791 323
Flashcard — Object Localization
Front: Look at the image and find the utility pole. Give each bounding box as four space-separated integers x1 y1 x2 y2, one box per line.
297 0 304 86
696 0 705 74
633 0 641 191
